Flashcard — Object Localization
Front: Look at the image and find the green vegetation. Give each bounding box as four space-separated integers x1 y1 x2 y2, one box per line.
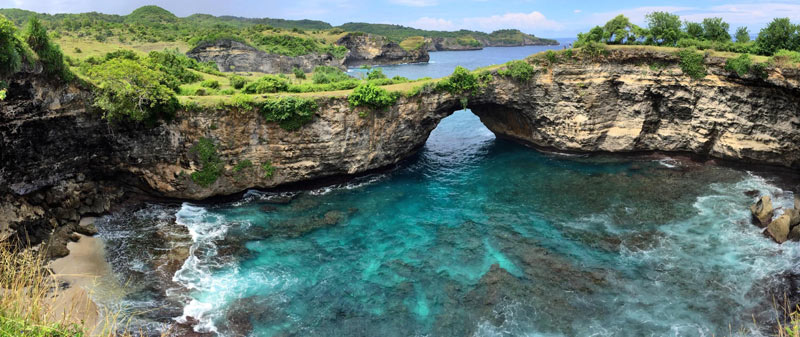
233 159 253 173
190 138 223 187
201 79 219 89
576 12 800 57
229 74 247 89
336 23 556 45
399 36 426 50
435 66 479 94
677 48 707 79
244 74 289 93
0 89 6 100
262 161 275 178
724 53 752 76
580 41 608 59
88 57 179 121
366 67 387 80
348 82 398 111
0 14 29 77
260 96 318 131
228 93 255 110
24 17 73 82
497 60 535 82
312 65 351 84
292 67 306 79
772 49 800 64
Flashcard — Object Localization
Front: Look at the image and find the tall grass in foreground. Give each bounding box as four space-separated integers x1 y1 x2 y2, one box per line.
0 242 167 337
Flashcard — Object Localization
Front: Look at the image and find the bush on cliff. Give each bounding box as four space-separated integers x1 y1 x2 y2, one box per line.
229 75 248 89
312 65 351 84
146 50 203 86
677 48 707 79
0 14 29 77
498 60 535 82
190 138 223 187
260 96 318 131
725 53 752 76
435 66 479 94
348 82 398 111
88 58 179 122
244 75 289 94
24 17 73 82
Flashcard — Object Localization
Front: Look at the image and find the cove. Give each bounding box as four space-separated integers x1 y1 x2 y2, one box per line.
94 108 799 336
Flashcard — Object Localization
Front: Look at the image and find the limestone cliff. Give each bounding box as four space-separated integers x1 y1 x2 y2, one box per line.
186 39 346 73
336 33 429 67
2 48 799 252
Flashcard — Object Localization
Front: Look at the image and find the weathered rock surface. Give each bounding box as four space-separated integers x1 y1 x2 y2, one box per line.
337 33 429 67
750 196 775 227
767 214 792 243
186 39 345 73
2 48 799 250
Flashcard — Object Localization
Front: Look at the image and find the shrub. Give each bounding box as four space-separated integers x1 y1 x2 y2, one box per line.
677 48 707 79
104 49 139 62
190 138 223 187
348 82 398 111
244 75 289 93
201 79 220 89
676 38 712 50
229 93 255 110
435 66 479 94
0 89 6 100
312 65 351 84
89 58 179 122
233 159 253 173
366 67 387 80
220 88 236 95
24 17 73 82
146 50 203 87
580 41 607 59
771 49 800 65
544 50 558 64
751 62 769 79
262 161 275 178
292 67 306 79
260 96 318 131
725 53 752 76
0 14 26 77
193 87 207 96
498 60 535 82
229 75 248 89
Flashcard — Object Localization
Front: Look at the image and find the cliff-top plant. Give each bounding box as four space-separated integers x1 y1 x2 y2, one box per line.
24 17 73 82
580 41 608 60
0 14 28 78
201 79 220 89
725 53 752 76
292 67 306 79
677 48 707 79
348 82 399 112
366 68 387 80
229 75 248 89
498 60 535 82
312 65 351 84
190 138 223 187
88 58 179 122
435 66 479 94
261 96 318 131
244 75 289 94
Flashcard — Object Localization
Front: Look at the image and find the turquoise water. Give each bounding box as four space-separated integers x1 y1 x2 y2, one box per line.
94 44 800 337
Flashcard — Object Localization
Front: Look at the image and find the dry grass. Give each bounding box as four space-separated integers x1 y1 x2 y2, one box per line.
55 36 189 60
0 242 167 336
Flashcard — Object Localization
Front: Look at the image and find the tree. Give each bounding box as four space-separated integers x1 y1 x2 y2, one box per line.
684 21 704 39
603 15 641 44
575 26 604 47
756 18 798 55
646 11 682 46
735 27 750 43
88 58 178 122
702 17 731 42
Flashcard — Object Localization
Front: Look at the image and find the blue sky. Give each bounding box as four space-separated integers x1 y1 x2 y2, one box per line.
1 0 799 37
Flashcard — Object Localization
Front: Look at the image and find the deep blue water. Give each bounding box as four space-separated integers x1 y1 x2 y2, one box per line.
94 43 800 337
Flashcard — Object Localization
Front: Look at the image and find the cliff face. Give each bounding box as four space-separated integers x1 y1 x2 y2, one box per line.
186 39 345 73
336 33 429 67
2 49 799 251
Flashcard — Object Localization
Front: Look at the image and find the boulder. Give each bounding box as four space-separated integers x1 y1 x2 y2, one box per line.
750 195 774 227
767 214 792 244
789 225 800 242
786 208 800 228
795 194 800 211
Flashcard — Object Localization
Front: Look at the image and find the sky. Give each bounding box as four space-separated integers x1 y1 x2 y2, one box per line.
1 0 800 37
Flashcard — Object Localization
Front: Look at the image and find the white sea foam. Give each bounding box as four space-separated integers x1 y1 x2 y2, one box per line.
656 158 681 168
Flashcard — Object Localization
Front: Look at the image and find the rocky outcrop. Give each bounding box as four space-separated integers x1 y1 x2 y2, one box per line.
337 33 429 67
186 39 345 73
424 37 483 51
767 214 792 243
750 196 775 227
2 48 800 250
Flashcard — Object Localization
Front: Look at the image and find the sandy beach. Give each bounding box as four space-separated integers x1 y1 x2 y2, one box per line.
49 217 118 335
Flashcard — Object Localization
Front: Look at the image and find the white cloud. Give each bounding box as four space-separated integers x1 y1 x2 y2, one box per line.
390 0 437 7
573 9 581 14
410 11 561 33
